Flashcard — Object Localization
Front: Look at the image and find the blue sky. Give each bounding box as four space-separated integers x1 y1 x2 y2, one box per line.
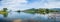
0 0 60 11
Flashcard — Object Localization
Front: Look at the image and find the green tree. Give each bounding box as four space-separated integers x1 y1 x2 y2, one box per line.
45 9 49 14
3 8 8 12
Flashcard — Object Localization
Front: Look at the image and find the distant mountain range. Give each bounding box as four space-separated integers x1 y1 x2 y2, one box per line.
50 8 60 11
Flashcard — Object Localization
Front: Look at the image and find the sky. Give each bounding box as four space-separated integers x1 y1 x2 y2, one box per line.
0 0 60 11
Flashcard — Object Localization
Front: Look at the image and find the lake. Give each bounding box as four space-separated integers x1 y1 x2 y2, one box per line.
0 12 60 22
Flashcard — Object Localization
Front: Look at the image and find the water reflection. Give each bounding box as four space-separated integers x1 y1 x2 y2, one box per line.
6 12 49 20
0 12 58 22
0 12 8 17
3 13 8 17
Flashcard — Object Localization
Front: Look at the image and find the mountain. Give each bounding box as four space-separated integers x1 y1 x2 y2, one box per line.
50 8 60 11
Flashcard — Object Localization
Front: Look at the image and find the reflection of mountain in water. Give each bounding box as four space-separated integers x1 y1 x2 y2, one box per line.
0 12 60 22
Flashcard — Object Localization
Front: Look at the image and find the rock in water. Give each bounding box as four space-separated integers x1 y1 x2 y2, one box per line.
13 19 22 22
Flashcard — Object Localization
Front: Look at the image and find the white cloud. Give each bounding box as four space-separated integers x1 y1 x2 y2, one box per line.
0 0 60 11
38 0 60 8
0 0 27 11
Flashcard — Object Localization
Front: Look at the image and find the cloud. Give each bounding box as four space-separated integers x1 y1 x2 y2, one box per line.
0 0 27 10
0 0 60 11
40 0 60 8
31 0 60 8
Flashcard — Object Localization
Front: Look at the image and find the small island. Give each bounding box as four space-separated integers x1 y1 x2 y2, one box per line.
0 8 8 17
15 10 21 13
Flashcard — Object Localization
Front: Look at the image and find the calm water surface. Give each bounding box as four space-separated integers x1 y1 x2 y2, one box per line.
0 12 59 22
0 12 48 20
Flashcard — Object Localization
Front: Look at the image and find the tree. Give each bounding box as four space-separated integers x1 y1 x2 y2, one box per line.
45 9 49 14
3 8 8 12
